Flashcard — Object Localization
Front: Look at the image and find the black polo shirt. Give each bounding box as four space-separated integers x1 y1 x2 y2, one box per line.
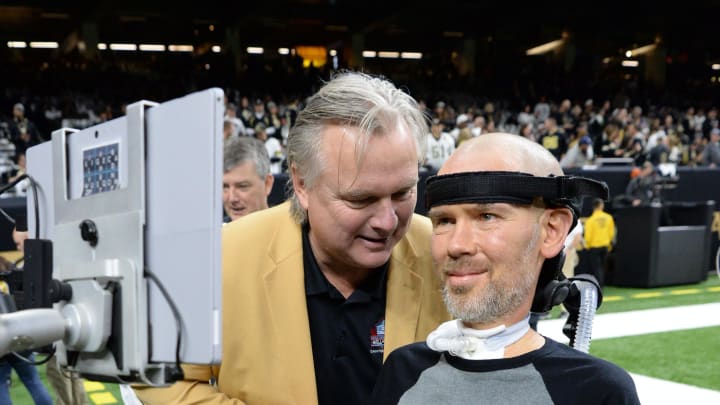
302 225 388 405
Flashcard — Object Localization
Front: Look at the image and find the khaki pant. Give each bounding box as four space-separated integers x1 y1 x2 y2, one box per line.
46 356 89 405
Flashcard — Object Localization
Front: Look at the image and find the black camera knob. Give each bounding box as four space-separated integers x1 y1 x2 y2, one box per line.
79 219 99 247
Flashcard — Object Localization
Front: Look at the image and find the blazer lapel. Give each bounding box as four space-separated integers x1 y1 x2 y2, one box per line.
383 241 423 360
261 213 318 401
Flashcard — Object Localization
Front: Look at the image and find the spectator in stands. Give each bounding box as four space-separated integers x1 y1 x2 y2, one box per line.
647 134 671 166
254 123 284 174
624 138 648 167
370 133 639 404
7 103 41 155
451 114 472 146
701 108 718 141
425 118 455 172
518 122 536 141
245 98 270 136
560 133 594 168
537 116 567 161
582 198 616 288
135 71 449 405
222 136 274 222
700 127 720 167
620 161 658 207
223 103 246 137
265 101 283 140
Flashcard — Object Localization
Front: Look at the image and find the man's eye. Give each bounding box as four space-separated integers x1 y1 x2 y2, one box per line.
431 217 453 227
392 189 413 200
347 198 373 208
479 213 496 221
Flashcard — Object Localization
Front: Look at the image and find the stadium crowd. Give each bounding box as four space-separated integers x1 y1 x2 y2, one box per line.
1 81 720 193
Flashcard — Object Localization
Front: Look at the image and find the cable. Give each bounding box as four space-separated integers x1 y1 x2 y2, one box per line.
144 268 185 381
0 173 40 239
11 345 56 366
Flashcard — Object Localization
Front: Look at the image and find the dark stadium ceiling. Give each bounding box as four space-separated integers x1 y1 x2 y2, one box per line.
2 0 720 61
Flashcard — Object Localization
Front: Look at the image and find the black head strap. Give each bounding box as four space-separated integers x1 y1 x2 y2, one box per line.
425 171 609 218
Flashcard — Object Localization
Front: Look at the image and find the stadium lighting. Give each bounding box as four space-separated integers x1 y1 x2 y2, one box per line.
109 43 137 51
168 45 193 52
211 45 221 53
97 43 107 50
401 52 423 60
29 41 59 49
712 64 720 71
621 60 639 67
526 39 564 56
362 50 377 58
247 46 264 54
7 41 27 48
278 47 290 55
139 44 166 52
626 43 657 58
378 51 400 58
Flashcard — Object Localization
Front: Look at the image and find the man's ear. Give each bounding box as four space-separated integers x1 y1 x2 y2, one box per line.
540 207 573 259
264 173 275 197
291 163 309 210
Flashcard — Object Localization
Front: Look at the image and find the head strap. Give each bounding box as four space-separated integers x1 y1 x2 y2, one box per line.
425 171 609 218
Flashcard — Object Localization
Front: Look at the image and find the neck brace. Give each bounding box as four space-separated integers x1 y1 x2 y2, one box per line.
426 315 531 360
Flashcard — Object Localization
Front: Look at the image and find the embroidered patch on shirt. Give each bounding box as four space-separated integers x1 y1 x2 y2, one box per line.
370 318 385 354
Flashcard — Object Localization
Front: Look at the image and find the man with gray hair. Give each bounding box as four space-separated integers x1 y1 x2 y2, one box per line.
222 136 274 221
136 71 449 404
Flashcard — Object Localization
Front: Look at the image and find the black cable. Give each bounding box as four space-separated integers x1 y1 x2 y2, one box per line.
0 173 40 239
11 345 56 366
144 268 185 380
0 207 16 226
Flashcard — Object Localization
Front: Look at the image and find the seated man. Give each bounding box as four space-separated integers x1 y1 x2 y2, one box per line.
371 133 640 404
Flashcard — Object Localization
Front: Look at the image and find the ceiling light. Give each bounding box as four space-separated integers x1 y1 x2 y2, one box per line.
29 41 59 49
168 45 193 52
627 43 657 58
401 52 422 60
526 39 564 56
621 60 639 67
139 44 165 52
378 51 399 58
109 43 137 51
7 41 27 49
247 47 264 54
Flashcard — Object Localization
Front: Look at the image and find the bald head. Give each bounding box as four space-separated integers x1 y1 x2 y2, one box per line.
439 132 564 177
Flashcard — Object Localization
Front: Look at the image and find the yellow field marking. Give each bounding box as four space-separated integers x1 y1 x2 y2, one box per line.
89 392 118 404
84 381 106 392
632 292 663 299
669 289 701 295
603 296 624 302
708 286 720 292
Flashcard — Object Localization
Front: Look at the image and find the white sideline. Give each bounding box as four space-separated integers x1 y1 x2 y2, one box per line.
538 302 720 405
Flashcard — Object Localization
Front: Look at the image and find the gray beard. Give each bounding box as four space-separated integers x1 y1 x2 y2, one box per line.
441 224 540 324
